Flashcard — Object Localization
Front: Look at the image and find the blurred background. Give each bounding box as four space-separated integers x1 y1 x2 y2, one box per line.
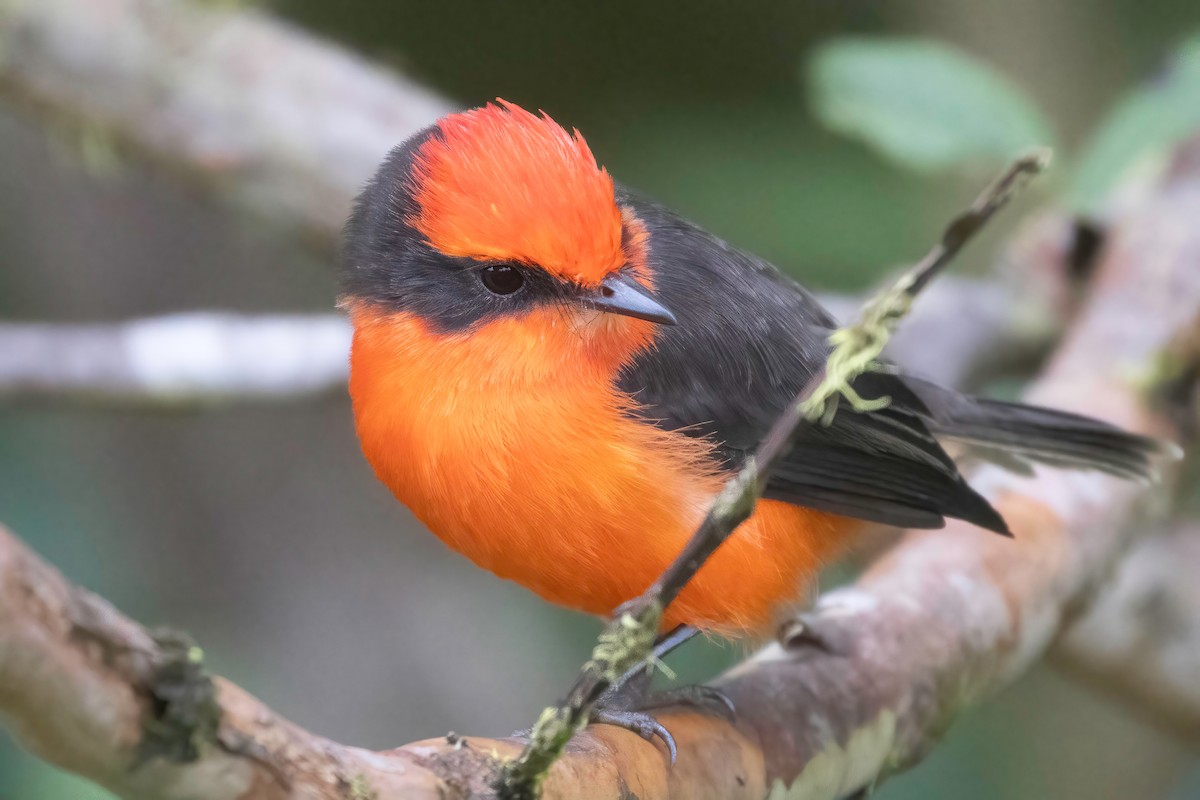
2 0 1199 797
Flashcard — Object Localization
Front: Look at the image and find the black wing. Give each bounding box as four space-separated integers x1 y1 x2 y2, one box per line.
617 192 1165 533
615 191 1010 534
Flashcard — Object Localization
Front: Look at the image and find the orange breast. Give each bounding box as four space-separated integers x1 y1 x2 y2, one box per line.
347 305 856 637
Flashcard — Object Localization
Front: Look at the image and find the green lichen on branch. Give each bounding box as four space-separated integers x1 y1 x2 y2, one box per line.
710 457 763 522
499 600 662 799
587 606 663 683
802 148 1050 428
346 773 379 800
802 297 908 427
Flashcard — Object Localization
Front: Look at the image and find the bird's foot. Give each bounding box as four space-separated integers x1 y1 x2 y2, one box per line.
590 708 680 763
514 625 729 764
587 679 736 764
630 683 736 718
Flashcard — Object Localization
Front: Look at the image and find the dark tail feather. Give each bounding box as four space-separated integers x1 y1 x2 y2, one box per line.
924 394 1176 481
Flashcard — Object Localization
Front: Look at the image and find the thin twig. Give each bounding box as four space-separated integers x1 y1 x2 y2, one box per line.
497 151 1050 799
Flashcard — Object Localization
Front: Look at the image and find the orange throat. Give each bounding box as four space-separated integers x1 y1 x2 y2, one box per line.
346 303 856 637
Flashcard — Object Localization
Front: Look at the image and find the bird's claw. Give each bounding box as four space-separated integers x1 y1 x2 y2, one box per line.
518 626 719 765
591 708 679 765
586 682 736 766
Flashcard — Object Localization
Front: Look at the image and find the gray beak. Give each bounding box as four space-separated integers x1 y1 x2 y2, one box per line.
586 274 677 325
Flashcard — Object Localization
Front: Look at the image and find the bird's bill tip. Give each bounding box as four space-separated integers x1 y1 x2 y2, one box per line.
588 274 677 325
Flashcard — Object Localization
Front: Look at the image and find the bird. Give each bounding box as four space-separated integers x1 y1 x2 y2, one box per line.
340 99 1162 649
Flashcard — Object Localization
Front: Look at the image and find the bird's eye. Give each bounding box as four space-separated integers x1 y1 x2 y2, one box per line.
480 264 525 295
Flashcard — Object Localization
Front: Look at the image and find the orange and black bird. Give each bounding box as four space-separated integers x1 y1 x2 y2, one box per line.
340 100 1158 658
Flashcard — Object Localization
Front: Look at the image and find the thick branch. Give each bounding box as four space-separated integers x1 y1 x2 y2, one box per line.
1054 519 1200 745
0 0 451 246
0 523 456 799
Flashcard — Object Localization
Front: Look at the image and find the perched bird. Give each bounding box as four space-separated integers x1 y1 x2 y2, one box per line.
340 100 1160 643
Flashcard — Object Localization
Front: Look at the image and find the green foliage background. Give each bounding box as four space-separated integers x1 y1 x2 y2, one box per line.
1 1 1198 798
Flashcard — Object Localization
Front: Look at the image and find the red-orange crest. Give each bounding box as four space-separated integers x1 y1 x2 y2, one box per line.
408 100 625 286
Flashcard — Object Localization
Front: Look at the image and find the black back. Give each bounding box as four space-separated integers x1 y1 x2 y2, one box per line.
616 191 1010 534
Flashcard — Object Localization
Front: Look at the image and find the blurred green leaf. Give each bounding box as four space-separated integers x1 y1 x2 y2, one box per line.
807 38 1054 172
0 750 116 800
1070 35 1200 214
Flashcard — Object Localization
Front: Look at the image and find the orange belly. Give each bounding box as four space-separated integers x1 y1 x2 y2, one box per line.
348 306 857 637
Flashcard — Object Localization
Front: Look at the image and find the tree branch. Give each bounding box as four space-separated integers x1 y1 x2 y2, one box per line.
1054 518 1200 745
0 0 451 247
498 153 1050 798
0 314 352 404
0 0 1076 406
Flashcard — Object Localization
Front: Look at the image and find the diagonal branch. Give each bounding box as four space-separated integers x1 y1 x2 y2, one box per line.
498 154 1050 798
0 0 451 247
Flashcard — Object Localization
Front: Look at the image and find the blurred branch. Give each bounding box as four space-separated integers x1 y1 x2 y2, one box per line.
1055 518 1200 745
1047 138 1200 750
0 314 351 403
1 150 1197 799
0 0 1062 405
0 0 1072 405
0 0 451 247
